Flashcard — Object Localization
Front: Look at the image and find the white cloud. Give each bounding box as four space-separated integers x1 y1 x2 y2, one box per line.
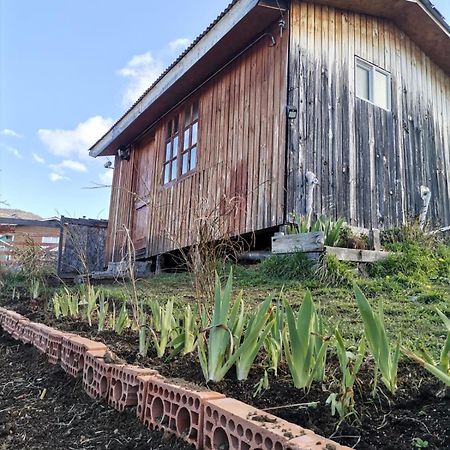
0 143 22 159
118 52 165 108
0 128 22 138
50 159 88 173
32 153 45 164
99 170 114 185
49 172 70 182
38 116 114 159
168 37 191 52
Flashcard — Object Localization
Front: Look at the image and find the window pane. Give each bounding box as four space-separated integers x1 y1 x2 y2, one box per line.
192 122 198 145
356 64 370 100
167 121 172 138
173 117 179 133
192 101 199 121
184 107 191 127
173 136 179 157
184 129 190 150
165 142 171 162
171 159 177 180
190 146 196 170
164 164 170 184
374 70 389 109
182 153 189 174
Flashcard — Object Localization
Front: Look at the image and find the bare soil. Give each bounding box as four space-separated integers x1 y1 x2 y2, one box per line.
2 295 450 450
0 331 190 450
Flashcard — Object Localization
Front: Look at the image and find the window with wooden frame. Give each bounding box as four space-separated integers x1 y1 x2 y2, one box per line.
355 57 391 110
163 100 199 185
163 116 179 184
181 101 198 175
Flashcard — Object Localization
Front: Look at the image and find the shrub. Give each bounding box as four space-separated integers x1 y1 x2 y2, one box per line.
260 252 314 280
315 254 354 287
367 243 438 280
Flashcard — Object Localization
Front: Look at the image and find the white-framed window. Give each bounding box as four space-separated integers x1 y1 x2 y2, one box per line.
355 57 391 110
42 236 59 244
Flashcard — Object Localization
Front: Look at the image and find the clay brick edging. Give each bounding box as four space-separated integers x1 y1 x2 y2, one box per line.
140 377 224 448
108 365 157 412
0 307 351 450
60 335 107 378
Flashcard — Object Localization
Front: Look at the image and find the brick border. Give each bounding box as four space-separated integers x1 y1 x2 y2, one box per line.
0 307 351 450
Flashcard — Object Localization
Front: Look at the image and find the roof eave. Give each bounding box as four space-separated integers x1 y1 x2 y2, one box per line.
90 0 266 158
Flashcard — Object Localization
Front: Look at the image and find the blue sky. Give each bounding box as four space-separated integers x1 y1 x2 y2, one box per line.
0 0 449 219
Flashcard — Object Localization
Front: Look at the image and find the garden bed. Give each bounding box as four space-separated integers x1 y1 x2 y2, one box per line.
0 329 190 450
2 293 449 450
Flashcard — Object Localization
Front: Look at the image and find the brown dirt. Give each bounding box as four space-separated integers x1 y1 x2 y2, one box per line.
0 331 191 450
3 295 450 449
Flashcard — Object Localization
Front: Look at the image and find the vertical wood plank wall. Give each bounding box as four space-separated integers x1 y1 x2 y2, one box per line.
287 0 450 229
106 21 288 262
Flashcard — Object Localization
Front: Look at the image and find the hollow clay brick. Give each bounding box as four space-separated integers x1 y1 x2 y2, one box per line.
141 377 224 449
60 335 106 377
108 365 157 412
0 307 7 327
47 329 73 364
2 311 24 335
12 318 30 341
136 375 163 422
32 323 54 354
285 434 353 450
20 321 37 344
83 349 126 400
202 398 313 450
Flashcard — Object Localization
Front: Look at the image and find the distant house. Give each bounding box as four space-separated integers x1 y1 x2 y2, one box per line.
0 210 108 276
89 0 450 265
0 209 61 265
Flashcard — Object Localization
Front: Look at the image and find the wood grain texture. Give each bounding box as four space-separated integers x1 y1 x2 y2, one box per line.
287 0 450 229
272 231 325 253
105 21 289 262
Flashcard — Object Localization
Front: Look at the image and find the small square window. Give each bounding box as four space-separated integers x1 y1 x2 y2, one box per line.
355 57 391 110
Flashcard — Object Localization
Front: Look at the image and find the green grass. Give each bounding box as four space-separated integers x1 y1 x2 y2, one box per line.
4 228 448 361
66 255 449 359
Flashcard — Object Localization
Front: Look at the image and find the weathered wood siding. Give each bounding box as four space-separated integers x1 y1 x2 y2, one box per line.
59 218 108 276
106 21 288 262
287 1 450 228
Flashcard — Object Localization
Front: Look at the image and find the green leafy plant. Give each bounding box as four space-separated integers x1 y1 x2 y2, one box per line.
283 292 329 389
97 293 108 332
354 285 400 394
402 308 450 386
51 287 79 319
198 270 274 382
260 253 313 281
253 369 270 397
315 254 354 287
149 299 176 358
114 301 130 335
319 216 346 247
326 329 365 420
235 299 274 380
169 304 201 358
82 284 100 326
287 212 345 247
264 301 284 376
412 437 429 449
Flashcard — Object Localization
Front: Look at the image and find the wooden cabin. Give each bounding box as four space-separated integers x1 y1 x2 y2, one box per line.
0 213 61 266
90 0 450 265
